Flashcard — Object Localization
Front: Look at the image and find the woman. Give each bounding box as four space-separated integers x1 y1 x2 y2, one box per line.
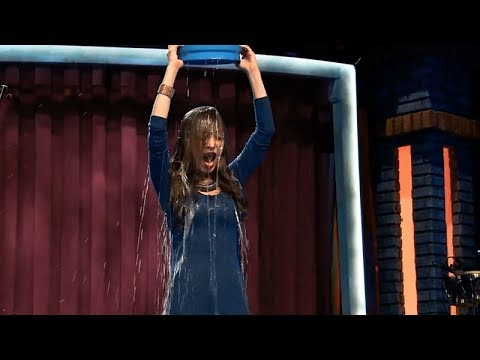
148 45 275 315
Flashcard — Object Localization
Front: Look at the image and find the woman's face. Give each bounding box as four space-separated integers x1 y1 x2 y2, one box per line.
194 131 225 175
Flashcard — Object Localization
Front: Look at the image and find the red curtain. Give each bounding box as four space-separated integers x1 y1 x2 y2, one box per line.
0 64 338 314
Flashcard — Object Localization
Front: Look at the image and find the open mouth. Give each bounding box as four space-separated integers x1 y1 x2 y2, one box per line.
202 152 216 163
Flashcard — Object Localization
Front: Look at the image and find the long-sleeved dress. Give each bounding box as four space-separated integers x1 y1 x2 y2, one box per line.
148 96 275 315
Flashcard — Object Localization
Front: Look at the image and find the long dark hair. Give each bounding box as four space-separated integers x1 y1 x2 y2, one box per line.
169 106 247 224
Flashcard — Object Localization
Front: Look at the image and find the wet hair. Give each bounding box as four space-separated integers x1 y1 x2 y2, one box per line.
169 106 247 224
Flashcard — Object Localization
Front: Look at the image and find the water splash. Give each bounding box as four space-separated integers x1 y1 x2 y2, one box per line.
208 194 218 314
132 167 150 312
186 67 190 99
115 285 120 310
159 211 174 315
162 200 197 315
209 118 222 314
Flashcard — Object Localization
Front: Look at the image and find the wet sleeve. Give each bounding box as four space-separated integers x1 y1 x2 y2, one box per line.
229 96 275 185
148 115 171 213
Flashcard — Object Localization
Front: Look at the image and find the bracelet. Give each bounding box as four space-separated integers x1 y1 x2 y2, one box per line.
157 83 175 99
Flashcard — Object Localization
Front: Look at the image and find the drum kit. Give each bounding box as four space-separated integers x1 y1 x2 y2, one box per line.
441 256 480 315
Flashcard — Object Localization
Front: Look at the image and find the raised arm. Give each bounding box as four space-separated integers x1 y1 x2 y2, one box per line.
229 45 275 185
148 45 183 212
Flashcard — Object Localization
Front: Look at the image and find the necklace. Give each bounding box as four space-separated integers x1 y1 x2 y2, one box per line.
197 181 217 192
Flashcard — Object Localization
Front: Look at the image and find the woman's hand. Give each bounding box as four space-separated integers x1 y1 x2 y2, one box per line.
237 45 266 99
167 45 184 70
238 45 260 74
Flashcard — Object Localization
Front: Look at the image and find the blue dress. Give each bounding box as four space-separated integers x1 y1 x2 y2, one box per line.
148 97 275 315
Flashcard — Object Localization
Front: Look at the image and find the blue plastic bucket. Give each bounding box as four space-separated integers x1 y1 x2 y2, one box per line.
177 45 242 65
